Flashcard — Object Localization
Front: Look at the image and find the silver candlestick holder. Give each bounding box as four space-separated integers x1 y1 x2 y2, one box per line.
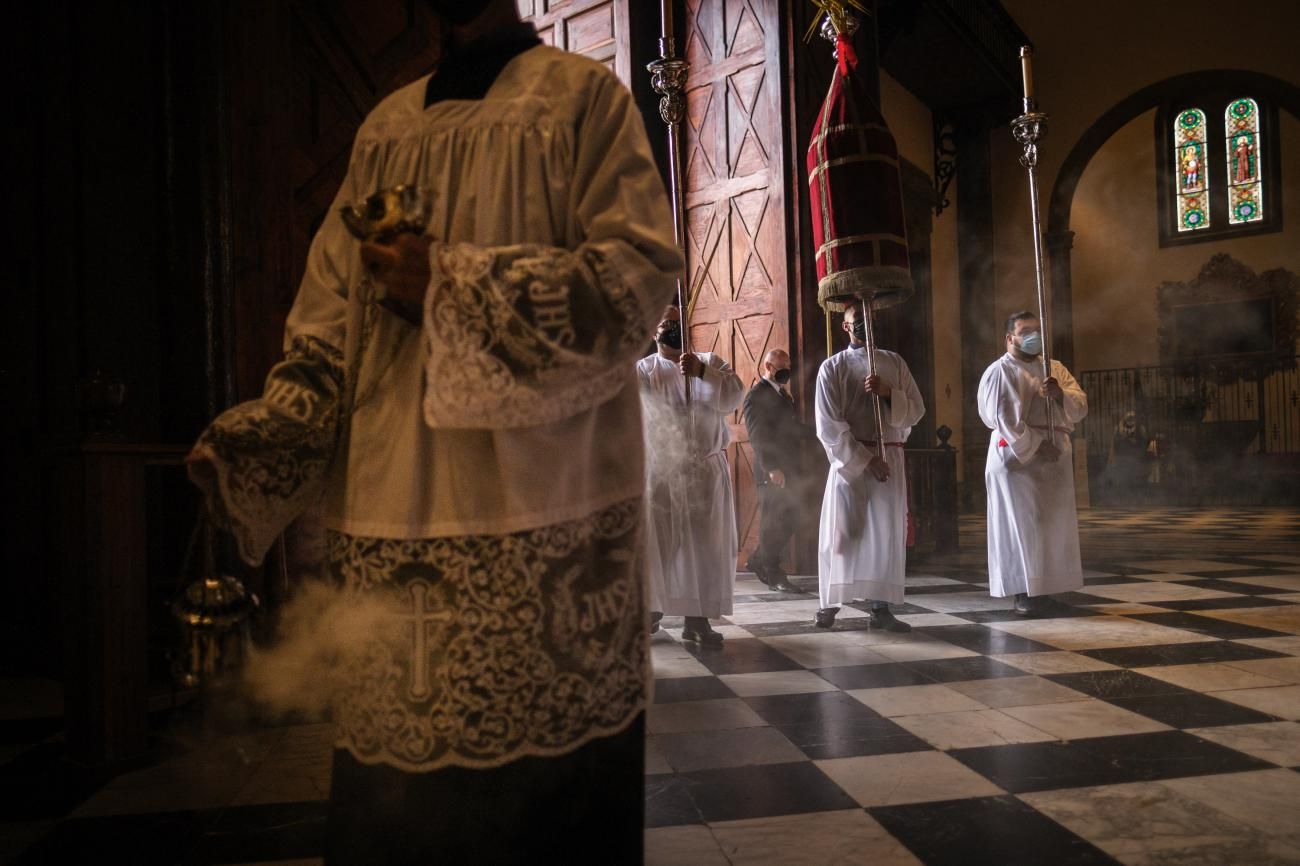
1011 47 1057 442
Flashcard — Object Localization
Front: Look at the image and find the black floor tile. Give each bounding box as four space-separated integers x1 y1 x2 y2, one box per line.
915 624 1058 655
901 656 1027 684
653 676 735 704
954 606 1102 623
1083 575 1149 586
1178 578 1295 594
1149 595 1294 611
906 583 987 596
877 602 936 616
812 663 937 690
869 795 1120 866
1180 569 1299 581
945 576 994 587
1215 558 1300 571
185 800 326 866
1080 641 1285 668
950 730 1273 793
1105 692 1281 728
13 809 212 866
1054 591 1123 607
678 762 858 823
1046 669 1187 699
778 720 931 760
645 774 702 828
1124 611 1290 640
743 691 882 727
742 619 875 638
742 690 931 759
1086 564 1167 576
683 639 804 676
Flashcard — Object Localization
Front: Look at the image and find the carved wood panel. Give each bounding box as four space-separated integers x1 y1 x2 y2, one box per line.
682 0 787 566
519 0 630 85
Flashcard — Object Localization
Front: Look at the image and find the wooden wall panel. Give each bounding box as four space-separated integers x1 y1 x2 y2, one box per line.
520 0 630 85
225 0 442 403
682 0 787 566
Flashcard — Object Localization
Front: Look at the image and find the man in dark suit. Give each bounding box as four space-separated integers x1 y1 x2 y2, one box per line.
743 348 804 592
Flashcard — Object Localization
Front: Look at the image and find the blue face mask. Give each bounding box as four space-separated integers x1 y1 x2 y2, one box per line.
1017 331 1043 356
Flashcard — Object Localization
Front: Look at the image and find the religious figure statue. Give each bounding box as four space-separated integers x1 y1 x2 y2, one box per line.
1182 149 1200 191
1233 135 1255 183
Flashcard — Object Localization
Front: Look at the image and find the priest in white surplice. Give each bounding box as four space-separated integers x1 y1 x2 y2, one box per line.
639 305 744 647
813 305 924 631
979 310 1088 616
185 6 680 863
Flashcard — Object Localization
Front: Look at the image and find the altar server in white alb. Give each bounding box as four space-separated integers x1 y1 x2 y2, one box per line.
813 304 924 631
185 6 681 863
979 310 1088 616
639 305 745 646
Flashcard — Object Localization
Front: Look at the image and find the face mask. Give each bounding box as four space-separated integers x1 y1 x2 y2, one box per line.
773 368 791 385
850 319 866 343
657 320 682 350
1017 331 1043 356
428 0 493 25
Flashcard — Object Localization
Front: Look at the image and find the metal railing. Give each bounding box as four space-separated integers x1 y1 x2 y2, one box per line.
1079 354 1300 505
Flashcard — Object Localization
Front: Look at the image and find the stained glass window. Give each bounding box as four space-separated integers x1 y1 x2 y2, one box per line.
1173 108 1210 232
1225 98 1263 225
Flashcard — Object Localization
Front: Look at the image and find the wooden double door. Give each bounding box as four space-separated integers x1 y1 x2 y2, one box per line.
680 0 789 566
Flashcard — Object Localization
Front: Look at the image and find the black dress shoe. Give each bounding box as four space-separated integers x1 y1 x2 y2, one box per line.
1013 593 1035 617
814 607 839 629
757 563 796 592
867 607 912 632
682 617 724 646
649 611 664 634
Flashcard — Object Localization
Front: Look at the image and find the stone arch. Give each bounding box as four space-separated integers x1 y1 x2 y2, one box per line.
1043 70 1300 368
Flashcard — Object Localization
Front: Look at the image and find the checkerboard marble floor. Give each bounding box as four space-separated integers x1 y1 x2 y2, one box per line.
646 507 1300 866
4 508 1299 865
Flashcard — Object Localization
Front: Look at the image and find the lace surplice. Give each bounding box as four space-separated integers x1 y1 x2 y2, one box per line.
422 241 647 430
193 336 344 563
329 497 645 771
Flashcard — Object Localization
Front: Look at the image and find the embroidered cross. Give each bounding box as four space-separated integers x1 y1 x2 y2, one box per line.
400 580 454 703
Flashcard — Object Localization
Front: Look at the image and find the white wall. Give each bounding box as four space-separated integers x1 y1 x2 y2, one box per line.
993 0 1300 373
881 71 966 470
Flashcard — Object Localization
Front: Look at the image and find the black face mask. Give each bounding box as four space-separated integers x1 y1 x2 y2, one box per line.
657 320 682 350
773 368 791 385
850 319 866 343
428 0 493 25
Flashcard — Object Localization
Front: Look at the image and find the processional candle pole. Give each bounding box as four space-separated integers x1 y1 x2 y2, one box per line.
861 297 887 464
1010 46 1056 443
647 0 693 403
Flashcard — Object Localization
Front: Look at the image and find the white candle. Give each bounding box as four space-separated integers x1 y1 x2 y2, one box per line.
1019 46 1035 104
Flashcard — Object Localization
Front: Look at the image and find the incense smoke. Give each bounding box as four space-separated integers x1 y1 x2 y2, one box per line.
242 579 394 721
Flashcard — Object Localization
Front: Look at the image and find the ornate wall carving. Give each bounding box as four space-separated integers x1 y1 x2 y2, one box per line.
1156 253 1299 364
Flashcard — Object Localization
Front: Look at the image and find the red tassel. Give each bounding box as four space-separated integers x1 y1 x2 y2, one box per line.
998 438 1008 448
837 34 857 75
